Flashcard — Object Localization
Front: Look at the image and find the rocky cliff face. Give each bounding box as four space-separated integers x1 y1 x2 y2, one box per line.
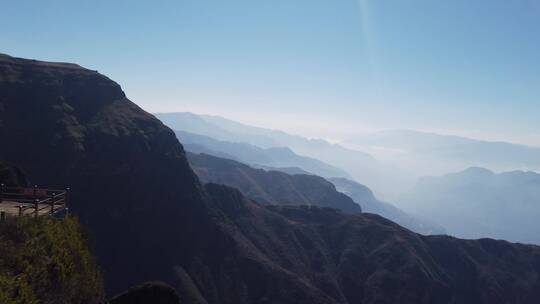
2 54 540 304
0 53 208 293
188 152 362 213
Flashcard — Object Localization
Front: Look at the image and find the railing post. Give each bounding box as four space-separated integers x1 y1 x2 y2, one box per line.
18 205 23 217
33 185 37 216
50 193 56 214
65 187 70 216
34 199 39 218
0 183 4 203
0 211 5 221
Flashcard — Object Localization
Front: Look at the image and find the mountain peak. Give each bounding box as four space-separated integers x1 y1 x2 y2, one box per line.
0 53 86 70
461 166 495 176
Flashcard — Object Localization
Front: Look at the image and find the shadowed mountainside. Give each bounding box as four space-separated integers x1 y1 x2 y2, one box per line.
187 152 361 213
2 54 540 303
0 161 28 187
188 152 444 235
0 53 208 294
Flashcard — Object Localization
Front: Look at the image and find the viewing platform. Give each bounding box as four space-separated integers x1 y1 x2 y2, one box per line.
0 185 68 220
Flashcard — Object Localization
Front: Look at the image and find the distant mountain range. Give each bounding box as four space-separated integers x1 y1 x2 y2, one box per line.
186 140 443 235
346 129 540 177
187 152 361 213
400 167 540 244
329 177 445 235
156 112 411 200
176 130 351 179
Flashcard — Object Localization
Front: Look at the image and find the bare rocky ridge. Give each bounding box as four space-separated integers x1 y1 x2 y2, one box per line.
2 53 540 303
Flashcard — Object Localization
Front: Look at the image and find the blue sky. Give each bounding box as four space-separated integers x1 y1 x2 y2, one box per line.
2 0 540 145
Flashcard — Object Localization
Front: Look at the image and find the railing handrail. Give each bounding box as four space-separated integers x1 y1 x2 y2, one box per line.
1 186 67 194
4 191 67 196
1 184 69 219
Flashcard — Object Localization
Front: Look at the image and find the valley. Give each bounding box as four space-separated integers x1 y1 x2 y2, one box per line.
1 53 540 303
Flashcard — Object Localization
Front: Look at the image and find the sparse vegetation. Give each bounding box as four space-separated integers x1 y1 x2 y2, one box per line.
0 216 104 304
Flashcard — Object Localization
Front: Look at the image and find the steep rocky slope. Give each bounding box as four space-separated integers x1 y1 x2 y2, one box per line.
2 54 540 304
188 152 361 213
0 53 207 294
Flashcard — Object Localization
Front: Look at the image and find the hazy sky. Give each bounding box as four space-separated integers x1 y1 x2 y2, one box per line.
2 0 540 145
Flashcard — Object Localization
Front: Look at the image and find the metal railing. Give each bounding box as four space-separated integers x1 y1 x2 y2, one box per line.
0 184 69 220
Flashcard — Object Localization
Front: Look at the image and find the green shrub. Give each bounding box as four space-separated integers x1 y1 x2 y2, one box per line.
0 216 104 304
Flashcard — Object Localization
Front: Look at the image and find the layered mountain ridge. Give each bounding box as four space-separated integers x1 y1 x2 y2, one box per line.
188 152 362 213
188 151 444 235
157 112 410 200
176 130 351 179
2 53 540 303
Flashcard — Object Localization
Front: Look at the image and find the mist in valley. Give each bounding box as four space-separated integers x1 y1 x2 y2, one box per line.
156 111 540 245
